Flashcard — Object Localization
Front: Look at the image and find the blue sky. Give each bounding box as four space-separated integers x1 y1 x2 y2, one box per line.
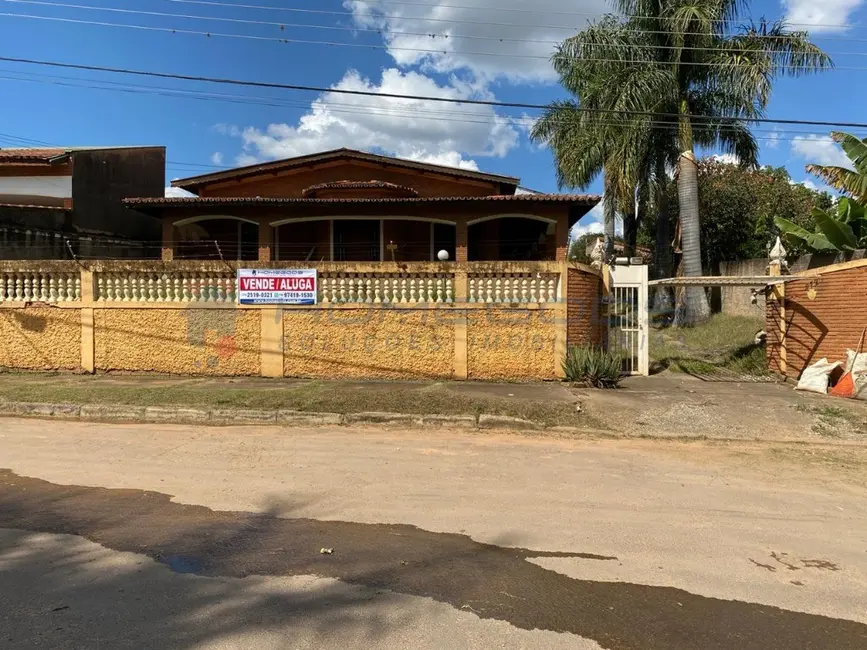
0 0 865 232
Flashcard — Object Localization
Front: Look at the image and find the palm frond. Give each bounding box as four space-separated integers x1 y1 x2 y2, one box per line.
805 164 867 201
831 131 867 174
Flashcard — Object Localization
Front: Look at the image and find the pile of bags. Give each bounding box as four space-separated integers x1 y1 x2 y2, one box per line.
797 350 867 398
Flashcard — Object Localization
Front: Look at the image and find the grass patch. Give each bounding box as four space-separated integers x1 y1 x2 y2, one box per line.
650 314 769 377
0 375 588 428
795 403 867 437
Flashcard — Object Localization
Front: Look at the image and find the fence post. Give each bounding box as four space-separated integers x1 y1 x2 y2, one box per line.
554 262 568 378
453 267 468 379
260 308 284 378
80 269 95 374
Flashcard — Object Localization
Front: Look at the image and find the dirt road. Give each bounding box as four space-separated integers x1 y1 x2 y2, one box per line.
1 418 866 649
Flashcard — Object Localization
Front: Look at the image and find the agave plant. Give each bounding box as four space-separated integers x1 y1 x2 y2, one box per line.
775 198 867 252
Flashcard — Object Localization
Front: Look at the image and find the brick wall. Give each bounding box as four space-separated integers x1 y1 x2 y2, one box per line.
567 267 604 348
766 264 867 378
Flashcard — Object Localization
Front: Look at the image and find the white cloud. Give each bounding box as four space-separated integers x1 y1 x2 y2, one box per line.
570 199 618 238
210 152 223 166
228 68 519 170
782 0 862 33
766 130 782 149
344 0 608 83
165 186 195 198
791 135 853 168
710 153 740 165
792 178 837 194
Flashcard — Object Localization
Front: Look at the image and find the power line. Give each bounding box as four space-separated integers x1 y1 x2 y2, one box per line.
7 67 854 139
167 0 859 32
3 55 867 129
4 7 866 63
8 0 867 52
4 72 857 145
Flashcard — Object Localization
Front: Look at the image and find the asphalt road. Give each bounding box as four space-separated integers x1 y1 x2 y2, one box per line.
0 418 866 649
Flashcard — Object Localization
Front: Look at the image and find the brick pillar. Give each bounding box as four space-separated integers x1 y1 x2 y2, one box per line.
161 218 175 261
554 212 569 261
455 217 469 263
258 223 274 262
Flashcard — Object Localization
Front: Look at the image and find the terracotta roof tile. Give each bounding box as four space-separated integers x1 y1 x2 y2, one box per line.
0 148 68 164
125 194 600 208
172 148 520 191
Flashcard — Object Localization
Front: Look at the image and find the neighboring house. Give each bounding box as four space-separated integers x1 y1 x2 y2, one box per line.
125 148 600 263
0 146 165 259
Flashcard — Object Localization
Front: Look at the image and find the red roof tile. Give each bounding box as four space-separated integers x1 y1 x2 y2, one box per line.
0 148 68 164
125 194 600 208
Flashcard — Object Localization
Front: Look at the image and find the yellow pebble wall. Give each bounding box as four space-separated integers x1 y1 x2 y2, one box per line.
94 309 261 375
467 309 556 380
0 307 81 370
283 308 455 379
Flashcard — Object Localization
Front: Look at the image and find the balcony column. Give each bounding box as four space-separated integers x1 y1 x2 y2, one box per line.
258 220 275 262
555 212 569 261
455 215 469 263
161 218 175 261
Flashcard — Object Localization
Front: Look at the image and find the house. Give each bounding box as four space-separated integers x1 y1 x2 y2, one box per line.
0 146 165 259
124 149 600 263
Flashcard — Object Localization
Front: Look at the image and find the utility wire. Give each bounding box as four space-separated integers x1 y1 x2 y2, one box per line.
4 9 867 63
166 0 859 32
6 0 867 52
4 68 860 141
3 55 867 129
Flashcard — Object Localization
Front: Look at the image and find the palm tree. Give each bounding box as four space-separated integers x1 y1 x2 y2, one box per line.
536 1 831 325
806 132 867 201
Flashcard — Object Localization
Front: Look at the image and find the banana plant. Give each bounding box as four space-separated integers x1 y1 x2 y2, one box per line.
775 197 867 252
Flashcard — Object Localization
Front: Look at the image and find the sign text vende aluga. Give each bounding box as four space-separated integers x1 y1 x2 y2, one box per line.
237 269 318 305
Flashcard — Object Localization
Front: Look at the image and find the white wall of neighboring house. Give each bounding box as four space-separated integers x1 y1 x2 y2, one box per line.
0 175 73 199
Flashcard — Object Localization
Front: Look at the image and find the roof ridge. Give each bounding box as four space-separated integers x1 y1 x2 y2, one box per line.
172 148 520 190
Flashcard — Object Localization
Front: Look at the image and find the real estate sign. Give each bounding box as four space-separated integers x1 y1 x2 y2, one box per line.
237 269 318 305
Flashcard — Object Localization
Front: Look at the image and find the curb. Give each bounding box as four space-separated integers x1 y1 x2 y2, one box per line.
0 401 558 433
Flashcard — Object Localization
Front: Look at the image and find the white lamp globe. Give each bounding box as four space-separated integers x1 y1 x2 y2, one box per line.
437 250 450 261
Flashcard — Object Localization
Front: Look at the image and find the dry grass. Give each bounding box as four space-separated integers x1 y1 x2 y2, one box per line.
0 375 589 428
650 314 769 377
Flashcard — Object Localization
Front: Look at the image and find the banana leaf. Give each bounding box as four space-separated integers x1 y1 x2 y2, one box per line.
813 208 858 251
774 216 834 251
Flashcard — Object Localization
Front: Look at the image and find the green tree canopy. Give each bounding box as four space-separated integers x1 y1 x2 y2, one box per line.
643 160 832 265
533 1 832 325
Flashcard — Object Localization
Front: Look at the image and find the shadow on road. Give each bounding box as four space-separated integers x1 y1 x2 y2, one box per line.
0 469 865 650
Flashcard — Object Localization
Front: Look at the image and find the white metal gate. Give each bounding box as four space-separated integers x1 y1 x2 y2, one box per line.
608 264 649 376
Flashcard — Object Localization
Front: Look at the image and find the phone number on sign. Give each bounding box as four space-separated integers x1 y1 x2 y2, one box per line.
242 291 314 299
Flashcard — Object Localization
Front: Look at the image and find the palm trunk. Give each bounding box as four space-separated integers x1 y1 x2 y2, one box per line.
674 99 710 326
652 158 674 318
622 188 637 258
603 171 616 261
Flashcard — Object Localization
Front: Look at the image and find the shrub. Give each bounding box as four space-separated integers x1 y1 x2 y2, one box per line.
562 345 624 388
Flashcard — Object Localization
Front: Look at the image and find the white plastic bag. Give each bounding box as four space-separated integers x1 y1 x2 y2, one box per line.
845 349 867 375
796 358 842 394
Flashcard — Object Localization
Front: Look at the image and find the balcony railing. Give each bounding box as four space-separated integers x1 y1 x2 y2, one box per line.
0 261 565 306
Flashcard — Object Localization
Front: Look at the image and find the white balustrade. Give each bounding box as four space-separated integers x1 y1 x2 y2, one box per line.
468 273 559 304
95 272 236 303
0 272 80 302
319 272 454 304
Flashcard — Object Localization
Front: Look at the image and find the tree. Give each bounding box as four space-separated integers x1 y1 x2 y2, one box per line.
537 2 832 325
650 160 832 266
531 16 672 261
805 131 867 201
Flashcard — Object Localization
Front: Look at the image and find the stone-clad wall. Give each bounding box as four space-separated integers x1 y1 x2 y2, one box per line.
0 306 81 370
0 260 603 380
94 309 261 376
